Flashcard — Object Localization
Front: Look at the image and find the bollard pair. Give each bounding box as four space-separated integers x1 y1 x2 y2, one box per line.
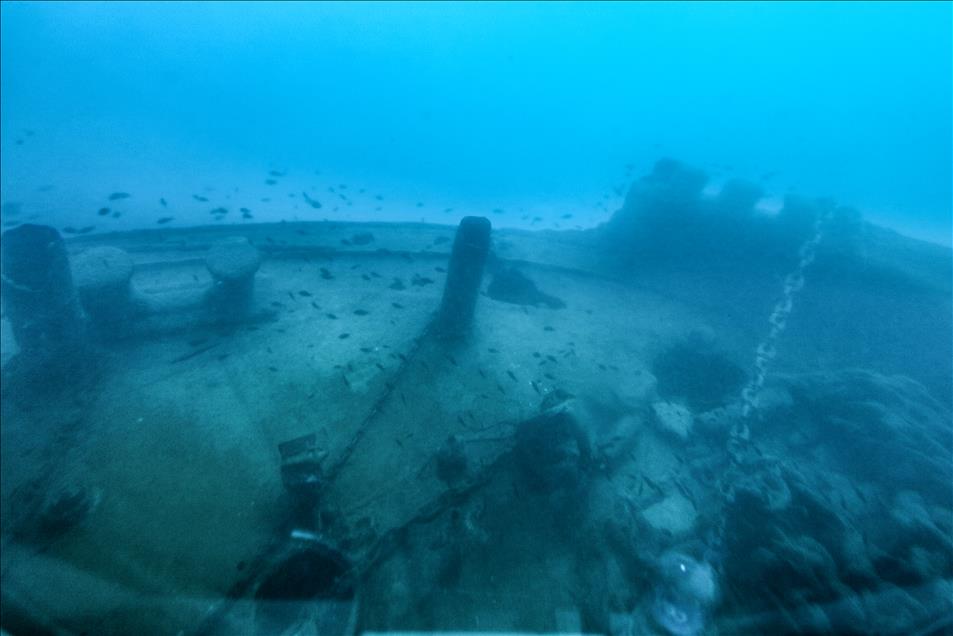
72 236 263 327
1 225 263 371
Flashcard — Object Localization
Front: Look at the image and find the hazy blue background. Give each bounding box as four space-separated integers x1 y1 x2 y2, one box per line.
1 1 950 244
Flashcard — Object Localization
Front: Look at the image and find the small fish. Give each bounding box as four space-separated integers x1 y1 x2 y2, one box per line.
193 194 209 202
391 302 404 309
507 370 517 382
108 192 130 201
320 268 334 280
170 343 218 364
353 309 369 316
265 179 277 185
311 301 320 309
157 217 173 224
210 207 228 215
326 313 338 320
160 198 167 207
298 290 312 297
269 170 285 177
351 232 374 245
98 207 110 216
302 191 322 209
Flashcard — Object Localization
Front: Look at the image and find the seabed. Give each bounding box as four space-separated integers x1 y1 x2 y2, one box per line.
1 172 951 635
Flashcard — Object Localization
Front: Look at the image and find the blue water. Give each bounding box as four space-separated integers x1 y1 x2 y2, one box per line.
1 5 952 635
1 1 950 243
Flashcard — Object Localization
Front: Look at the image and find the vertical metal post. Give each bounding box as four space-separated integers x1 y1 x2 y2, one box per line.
433 216 491 340
1 224 86 361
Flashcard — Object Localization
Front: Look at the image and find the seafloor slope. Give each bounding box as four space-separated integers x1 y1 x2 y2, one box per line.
0 160 950 635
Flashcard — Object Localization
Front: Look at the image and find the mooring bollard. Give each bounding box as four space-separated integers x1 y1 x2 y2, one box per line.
72 246 135 338
205 236 261 316
0 224 86 362
433 216 491 339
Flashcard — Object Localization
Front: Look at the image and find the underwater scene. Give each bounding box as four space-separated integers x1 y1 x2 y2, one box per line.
0 2 951 635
